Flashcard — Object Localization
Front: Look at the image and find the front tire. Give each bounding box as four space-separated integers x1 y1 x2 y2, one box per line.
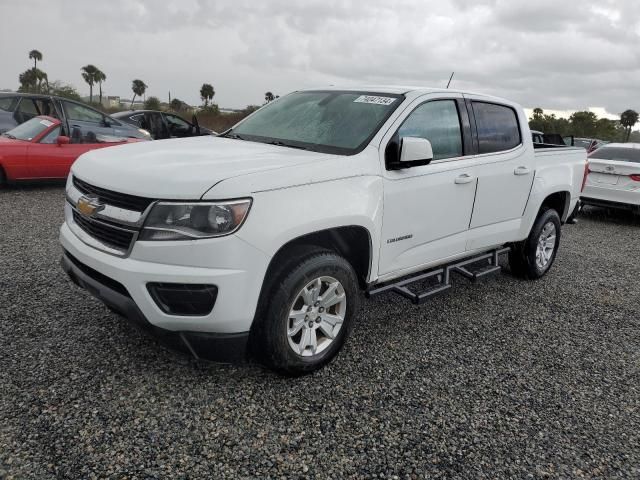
509 208 561 279
252 249 360 376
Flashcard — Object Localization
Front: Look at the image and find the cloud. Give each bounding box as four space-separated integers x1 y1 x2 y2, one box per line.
1 0 638 115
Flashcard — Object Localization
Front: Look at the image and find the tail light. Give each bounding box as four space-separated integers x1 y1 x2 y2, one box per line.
581 162 589 192
630 174 640 182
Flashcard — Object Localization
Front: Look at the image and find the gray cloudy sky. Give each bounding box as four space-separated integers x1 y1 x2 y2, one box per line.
1 0 638 116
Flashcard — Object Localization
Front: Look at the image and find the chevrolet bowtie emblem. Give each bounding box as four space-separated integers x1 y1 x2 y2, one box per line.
77 196 104 217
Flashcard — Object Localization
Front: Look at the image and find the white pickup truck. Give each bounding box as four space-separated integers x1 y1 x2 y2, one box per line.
60 86 587 374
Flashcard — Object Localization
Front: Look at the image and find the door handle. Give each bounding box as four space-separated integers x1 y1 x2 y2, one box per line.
454 173 475 184
514 166 531 175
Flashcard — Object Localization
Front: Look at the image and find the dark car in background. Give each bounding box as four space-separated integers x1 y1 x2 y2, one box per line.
531 129 566 146
0 93 151 142
111 110 215 140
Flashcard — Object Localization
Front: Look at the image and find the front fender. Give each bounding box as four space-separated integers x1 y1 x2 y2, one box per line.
235 176 383 282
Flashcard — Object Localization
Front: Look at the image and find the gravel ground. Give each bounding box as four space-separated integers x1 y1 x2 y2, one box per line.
1 184 639 479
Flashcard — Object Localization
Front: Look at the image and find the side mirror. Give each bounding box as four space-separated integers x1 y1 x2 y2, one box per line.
57 135 70 146
400 137 433 163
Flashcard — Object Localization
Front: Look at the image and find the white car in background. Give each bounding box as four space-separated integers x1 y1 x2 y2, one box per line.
582 143 640 213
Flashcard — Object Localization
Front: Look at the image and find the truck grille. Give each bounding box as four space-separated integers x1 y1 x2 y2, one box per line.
72 210 136 252
73 176 155 213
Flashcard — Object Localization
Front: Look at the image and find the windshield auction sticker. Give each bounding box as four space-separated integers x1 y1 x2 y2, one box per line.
354 95 396 105
40 119 53 127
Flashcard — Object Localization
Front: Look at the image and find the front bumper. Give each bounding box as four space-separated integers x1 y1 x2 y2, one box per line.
61 250 249 362
59 206 271 361
60 214 269 333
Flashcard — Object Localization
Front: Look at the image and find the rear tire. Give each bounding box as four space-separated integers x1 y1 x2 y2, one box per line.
0 167 6 187
251 248 360 376
509 208 561 279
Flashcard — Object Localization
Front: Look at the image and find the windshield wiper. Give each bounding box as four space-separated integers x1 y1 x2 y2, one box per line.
266 140 309 150
3 133 16 139
220 131 245 140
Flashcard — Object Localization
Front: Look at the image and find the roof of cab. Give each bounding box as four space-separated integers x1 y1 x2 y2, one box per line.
298 85 512 103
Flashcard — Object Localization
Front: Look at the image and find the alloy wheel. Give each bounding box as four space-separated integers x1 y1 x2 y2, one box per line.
287 276 347 357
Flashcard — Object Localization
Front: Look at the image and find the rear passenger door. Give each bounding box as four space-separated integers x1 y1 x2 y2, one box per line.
465 98 534 250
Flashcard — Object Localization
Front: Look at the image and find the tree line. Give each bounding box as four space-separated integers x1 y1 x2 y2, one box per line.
528 107 639 142
17 49 278 114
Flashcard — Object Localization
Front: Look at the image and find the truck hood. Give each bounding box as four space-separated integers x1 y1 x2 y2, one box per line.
71 136 336 199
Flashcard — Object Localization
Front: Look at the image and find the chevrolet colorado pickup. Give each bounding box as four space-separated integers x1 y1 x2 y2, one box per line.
60 87 587 374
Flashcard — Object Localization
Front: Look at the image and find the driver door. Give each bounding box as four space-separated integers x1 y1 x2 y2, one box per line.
378 94 478 278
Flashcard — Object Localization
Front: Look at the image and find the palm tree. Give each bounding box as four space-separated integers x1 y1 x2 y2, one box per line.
620 110 639 142
200 83 215 107
29 50 43 70
131 79 148 108
81 65 99 104
18 69 38 92
35 69 48 93
265 91 275 103
94 69 107 106
18 68 48 93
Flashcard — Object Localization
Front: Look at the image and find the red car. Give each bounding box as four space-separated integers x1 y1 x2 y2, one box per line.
0 116 140 183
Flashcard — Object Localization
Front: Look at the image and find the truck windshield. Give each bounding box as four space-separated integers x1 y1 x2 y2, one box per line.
2 117 55 141
228 91 403 155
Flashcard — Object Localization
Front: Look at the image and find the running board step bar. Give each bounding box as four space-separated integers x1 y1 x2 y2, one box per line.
366 247 510 305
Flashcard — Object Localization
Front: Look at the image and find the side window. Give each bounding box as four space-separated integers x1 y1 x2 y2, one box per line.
397 100 463 160
165 114 190 129
39 126 61 144
0 96 18 112
165 114 191 136
472 102 521 154
129 114 144 127
33 99 57 118
63 101 104 124
16 98 40 122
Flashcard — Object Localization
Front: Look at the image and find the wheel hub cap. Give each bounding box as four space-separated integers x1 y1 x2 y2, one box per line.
287 276 347 357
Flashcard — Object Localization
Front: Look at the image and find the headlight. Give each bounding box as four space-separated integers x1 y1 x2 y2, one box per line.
140 199 252 241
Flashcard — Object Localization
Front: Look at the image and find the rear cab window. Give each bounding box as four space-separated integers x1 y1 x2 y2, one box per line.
472 101 521 154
